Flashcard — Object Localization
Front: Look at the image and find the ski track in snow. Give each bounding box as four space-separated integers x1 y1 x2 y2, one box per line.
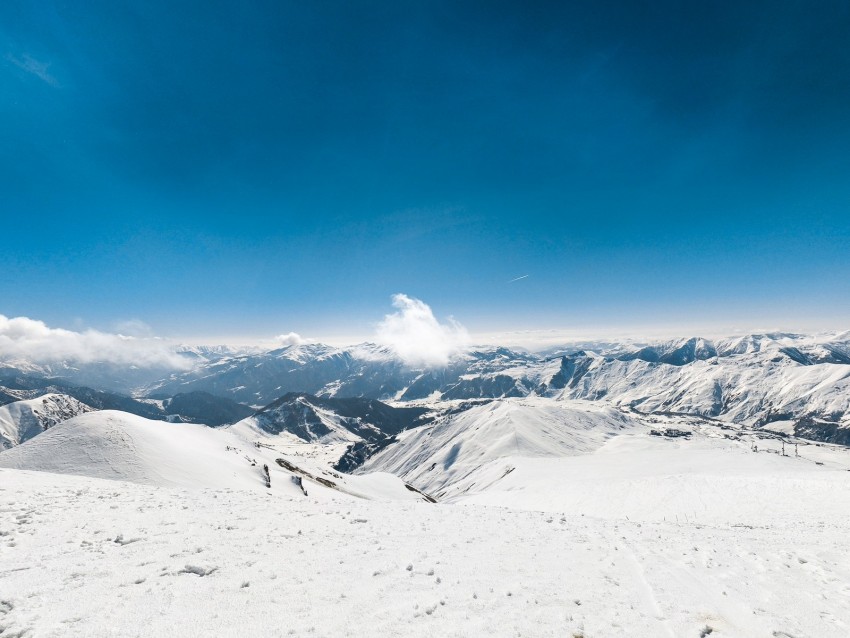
1 468 850 637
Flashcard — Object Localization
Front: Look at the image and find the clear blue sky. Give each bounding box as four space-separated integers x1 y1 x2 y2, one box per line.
3 1 849 340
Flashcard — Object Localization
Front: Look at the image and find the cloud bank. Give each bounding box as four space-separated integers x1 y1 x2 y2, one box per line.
0 315 189 368
375 294 468 367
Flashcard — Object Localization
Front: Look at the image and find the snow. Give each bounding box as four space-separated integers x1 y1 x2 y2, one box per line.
361 398 850 524
232 395 366 444
762 419 796 435
552 351 850 427
456 432 850 525
2 398 850 636
0 393 93 450
361 398 636 499
135 332 850 437
2 454 849 637
0 411 426 502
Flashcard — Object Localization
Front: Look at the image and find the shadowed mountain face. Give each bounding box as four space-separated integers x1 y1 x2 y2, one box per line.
0 372 253 428
234 392 435 473
0 372 165 419
160 392 255 426
245 392 432 441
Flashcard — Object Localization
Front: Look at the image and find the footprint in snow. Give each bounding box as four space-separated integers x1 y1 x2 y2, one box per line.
114 534 143 546
179 565 218 577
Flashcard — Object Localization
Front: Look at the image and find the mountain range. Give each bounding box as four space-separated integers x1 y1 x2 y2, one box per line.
3 332 850 637
1 331 849 457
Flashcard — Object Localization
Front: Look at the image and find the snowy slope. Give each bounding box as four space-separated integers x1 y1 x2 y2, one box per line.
360 397 850 526
0 410 429 502
0 410 270 489
360 398 637 498
1 454 849 637
1 396 850 636
233 408 363 444
0 393 93 450
4 334 850 635
551 348 850 434
457 428 850 525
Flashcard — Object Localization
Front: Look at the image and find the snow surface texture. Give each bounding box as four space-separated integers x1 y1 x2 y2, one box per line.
2 404 850 636
1 459 849 637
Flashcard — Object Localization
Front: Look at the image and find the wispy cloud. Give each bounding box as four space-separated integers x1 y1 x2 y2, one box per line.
112 319 155 338
507 274 529 283
0 315 189 368
374 294 468 367
7 53 59 87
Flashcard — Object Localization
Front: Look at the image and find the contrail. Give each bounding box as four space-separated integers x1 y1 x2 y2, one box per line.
507 275 529 283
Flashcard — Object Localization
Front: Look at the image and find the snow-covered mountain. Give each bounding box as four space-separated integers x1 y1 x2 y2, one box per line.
0 343 252 395
0 393 93 450
144 343 541 405
360 397 850 526
359 398 637 500
3 331 850 452
545 336 850 443
0 410 431 501
2 343 849 637
231 392 431 443
158 391 255 426
146 343 377 405
0 372 255 440
137 332 850 446
0 371 173 417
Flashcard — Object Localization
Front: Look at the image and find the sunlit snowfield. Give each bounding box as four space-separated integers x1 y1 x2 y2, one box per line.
2 405 850 638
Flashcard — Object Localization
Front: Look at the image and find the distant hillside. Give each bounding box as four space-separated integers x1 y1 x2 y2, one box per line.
0 373 254 449
0 393 93 449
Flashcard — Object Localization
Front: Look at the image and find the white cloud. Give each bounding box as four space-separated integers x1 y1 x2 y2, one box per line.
0 315 189 368
7 53 58 86
375 294 469 367
274 332 312 347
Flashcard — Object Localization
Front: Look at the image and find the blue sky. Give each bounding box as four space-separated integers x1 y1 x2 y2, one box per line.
2 1 849 341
